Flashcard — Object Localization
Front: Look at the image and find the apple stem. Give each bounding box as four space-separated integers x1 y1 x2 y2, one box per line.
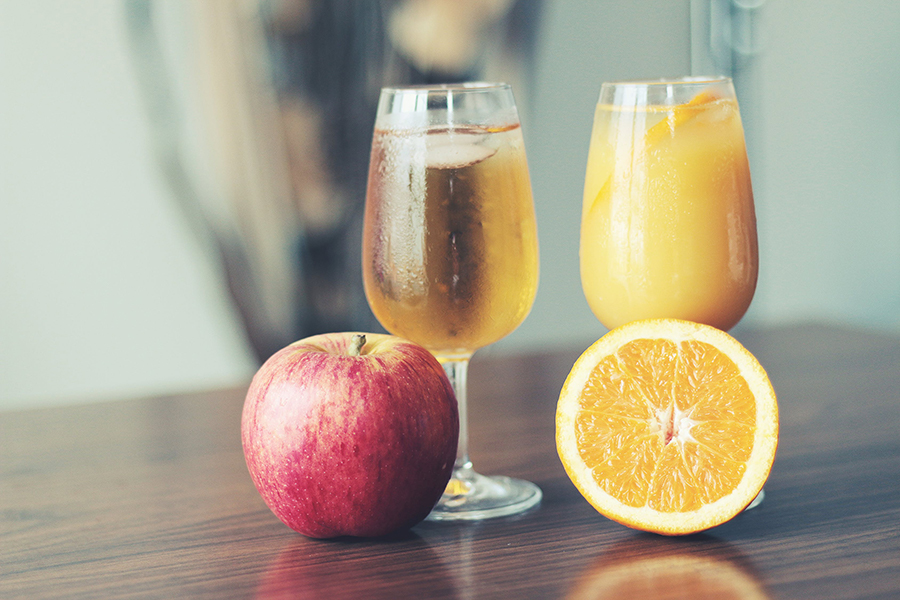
349 334 366 357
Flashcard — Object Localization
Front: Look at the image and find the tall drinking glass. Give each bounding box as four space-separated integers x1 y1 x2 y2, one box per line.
362 83 541 520
580 76 763 508
581 77 758 332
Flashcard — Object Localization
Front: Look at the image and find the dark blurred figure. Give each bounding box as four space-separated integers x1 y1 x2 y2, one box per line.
264 0 542 344
127 0 541 362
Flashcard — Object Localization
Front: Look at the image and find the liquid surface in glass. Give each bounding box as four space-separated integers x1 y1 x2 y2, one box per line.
581 95 758 331
363 124 538 358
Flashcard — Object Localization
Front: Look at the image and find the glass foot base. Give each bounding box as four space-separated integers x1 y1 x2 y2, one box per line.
745 488 765 510
427 468 542 521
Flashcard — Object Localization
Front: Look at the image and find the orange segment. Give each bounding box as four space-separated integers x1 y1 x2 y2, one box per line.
643 89 721 148
556 319 778 535
588 88 722 214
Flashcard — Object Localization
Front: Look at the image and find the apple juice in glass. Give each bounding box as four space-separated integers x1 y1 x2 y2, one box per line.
362 82 541 520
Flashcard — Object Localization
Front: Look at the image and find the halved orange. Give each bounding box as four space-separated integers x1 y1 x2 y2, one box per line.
556 319 778 535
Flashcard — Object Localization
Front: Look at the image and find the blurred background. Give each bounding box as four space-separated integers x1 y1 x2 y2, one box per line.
2 0 898 411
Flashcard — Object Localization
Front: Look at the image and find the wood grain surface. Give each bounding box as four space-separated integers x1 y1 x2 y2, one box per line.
2 324 899 599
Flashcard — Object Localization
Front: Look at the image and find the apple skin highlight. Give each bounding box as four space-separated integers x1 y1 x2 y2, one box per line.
241 332 459 538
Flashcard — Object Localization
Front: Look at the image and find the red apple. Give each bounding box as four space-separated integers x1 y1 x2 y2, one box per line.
241 332 459 538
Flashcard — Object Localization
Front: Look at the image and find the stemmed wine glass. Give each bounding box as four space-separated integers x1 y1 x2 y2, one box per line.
579 76 762 506
362 83 541 520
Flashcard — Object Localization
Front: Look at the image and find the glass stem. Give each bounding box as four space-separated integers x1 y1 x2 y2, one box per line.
442 359 472 474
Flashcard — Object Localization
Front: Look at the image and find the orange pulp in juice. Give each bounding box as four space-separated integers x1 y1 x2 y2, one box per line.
580 95 757 331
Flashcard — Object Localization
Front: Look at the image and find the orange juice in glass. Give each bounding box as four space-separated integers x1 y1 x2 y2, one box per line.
580 77 758 331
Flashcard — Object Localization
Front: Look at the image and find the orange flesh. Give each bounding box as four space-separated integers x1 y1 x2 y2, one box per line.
574 338 755 512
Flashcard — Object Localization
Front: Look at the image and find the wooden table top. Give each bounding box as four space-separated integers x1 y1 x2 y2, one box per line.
3 323 899 599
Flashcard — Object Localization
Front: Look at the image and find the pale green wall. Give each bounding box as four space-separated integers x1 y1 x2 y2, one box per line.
2 1 898 410
500 0 694 354
746 0 900 331
0 1 257 411
500 0 900 354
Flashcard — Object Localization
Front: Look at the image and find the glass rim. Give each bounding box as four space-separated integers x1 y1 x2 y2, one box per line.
380 81 511 94
601 75 731 87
